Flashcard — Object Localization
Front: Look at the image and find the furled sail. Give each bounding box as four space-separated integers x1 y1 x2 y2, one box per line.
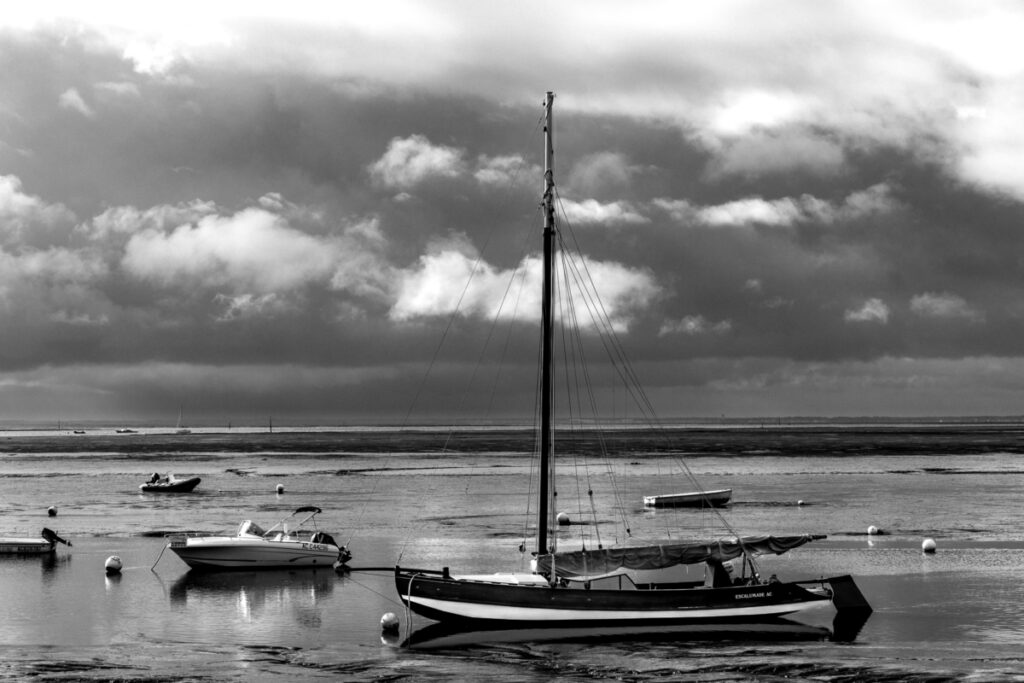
536 534 825 578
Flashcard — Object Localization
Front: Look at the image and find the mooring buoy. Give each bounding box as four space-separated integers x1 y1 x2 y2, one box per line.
380 612 399 633
105 555 123 575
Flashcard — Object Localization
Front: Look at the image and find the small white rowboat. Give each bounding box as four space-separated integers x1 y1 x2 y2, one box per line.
643 488 733 508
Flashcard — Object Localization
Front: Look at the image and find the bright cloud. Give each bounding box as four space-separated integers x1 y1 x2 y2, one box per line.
0 175 76 244
706 90 812 138
697 196 808 227
84 200 219 241
844 298 890 324
122 207 340 294
659 315 732 336
561 198 648 226
369 135 466 188
58 88 95 118
474 154 533 185
390 237 659 331
654 183 897 228
910 292 983 321
0 246 109 319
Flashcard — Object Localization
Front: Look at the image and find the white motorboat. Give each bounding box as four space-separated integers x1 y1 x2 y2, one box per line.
167 506 351 571
0 528 72 555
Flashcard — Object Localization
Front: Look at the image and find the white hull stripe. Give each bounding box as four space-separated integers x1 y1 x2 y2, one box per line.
410 595 822 622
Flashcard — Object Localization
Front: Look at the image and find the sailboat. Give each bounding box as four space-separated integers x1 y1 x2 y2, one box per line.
175 406 191 435
393 92 871 629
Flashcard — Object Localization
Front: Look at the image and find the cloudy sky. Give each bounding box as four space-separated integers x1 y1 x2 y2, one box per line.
4 1 1024 425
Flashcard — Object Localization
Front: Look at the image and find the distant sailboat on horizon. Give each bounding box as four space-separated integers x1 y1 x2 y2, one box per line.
175 406 191 435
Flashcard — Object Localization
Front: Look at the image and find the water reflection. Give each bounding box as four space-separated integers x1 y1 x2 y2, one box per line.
6 551 74 582
397 612 871 650
169 568 340 630
104 573 122 592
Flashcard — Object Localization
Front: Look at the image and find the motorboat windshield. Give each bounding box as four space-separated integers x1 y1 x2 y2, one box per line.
238 520 267 537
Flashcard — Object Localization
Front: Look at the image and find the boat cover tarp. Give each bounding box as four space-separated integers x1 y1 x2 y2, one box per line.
536 534 824 578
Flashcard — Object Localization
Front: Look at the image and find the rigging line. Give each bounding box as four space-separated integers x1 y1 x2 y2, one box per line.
552 189 741 540
519 307 546 564
342 573 406 609
484 205 545 418
550 207 633 529
553 255 594 549
398 110 545 435
558 233 631 541
556 243 614 547
392 112 547 561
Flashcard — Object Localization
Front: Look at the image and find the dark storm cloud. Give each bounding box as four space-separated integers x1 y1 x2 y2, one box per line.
4 2 1024 421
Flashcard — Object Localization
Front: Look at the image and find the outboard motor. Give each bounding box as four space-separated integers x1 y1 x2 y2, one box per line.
312 531 338 547
41 528 72 547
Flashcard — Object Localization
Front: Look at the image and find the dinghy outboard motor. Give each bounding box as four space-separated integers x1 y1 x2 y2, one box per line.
41 528 72 547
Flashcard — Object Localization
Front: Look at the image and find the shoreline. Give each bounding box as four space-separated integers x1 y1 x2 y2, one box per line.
4 423 1024 456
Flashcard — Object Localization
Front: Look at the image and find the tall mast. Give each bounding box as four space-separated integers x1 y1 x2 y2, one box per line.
538 91 555 555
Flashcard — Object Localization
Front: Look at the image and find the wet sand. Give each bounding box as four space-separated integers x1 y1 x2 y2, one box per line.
3 425 1024 681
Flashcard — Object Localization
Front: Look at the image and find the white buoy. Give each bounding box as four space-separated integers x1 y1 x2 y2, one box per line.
797 500 804 506
922 538 937 554
380 612 400 633
867 525 878 535
104 556 123 575
276 484 284 494
47 506 57 517
556 511 570 526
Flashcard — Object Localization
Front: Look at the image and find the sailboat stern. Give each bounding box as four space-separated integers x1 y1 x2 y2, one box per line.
824 574 872 613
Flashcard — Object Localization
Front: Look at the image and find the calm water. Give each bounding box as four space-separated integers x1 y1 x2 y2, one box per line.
2 426 1024 681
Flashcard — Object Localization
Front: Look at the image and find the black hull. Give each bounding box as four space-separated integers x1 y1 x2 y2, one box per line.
394 568 866 626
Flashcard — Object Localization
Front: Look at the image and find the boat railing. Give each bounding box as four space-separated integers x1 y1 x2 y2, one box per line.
166 531 223 547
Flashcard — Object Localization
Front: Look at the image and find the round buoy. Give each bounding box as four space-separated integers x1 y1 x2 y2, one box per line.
556 511 570 526
797 500 804 506
922 538 937 554
47 506 57 517
105 556 123 575
380 612 400 633
276 484 284 494
867 525 878 535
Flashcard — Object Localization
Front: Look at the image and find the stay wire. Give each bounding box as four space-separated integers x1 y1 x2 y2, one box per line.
390 111 546 562
553 187 741 541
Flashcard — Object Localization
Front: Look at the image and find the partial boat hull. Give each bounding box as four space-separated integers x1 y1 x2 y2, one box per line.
0 528 71 555
0 537 56 555
394 569 858 625
644 488 732 508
